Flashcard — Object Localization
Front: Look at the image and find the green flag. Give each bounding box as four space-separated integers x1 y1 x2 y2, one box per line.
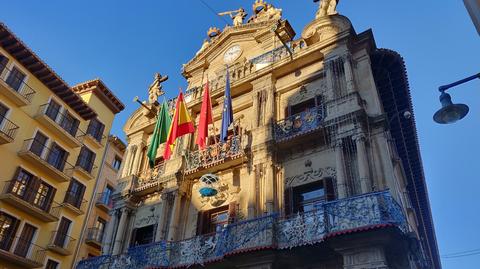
147 100 172 168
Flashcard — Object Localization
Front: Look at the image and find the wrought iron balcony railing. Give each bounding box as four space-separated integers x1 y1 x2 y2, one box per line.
18 139 74 182
273 105 326 142
0 114 19 143
76 191 407 269
0 180 61 222
62 191 88 214
184 135 244 174
47 231 76 255
0 64 36 103
0 234 46 267
95 192 114 211
85 227 105 246
75 154 98 178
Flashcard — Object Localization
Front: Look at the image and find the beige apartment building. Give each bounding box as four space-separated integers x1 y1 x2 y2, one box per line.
76 135 126 261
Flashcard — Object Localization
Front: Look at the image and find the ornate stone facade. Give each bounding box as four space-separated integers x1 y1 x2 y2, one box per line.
78 1 439 269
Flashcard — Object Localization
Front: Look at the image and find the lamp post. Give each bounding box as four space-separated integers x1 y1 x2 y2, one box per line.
433 73 480 124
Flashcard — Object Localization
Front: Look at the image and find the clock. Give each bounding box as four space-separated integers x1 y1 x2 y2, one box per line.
223 45 242 64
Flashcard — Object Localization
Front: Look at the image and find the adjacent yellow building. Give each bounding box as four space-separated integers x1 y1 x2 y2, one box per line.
0 22 124 269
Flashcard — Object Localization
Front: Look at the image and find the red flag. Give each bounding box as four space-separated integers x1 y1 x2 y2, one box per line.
163 91 195 160
196 81 213 149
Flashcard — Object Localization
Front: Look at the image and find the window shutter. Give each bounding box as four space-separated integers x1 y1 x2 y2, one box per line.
4 216 20 250
59 148 69 171
325 178 335 201
77 147 86 166
97 123 105 141
228 202 237 224
27 177 41 204
284 187 293 216
8 167 22 193
45 184 56 212
70 118 79 136
64 180 73 203
77 183 86 208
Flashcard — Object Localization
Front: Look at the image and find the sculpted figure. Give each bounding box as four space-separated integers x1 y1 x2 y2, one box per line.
317 0 338 18
231 8 247 26
196 39 209 56
148 73 167 104
265 4 282 21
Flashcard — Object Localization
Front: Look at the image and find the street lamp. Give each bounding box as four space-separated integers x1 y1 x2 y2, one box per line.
433 73 480 124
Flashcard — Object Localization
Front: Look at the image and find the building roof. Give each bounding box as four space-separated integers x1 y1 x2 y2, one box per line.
372 48 441 269
0 22 96 120
72 78 125 114
108 135 127 153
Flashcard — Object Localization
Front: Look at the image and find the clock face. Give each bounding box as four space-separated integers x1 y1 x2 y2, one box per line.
223 45 242 64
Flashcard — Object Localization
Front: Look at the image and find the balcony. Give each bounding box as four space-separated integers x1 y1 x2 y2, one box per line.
95 192 113 212
79 132 106 149
18 139 74 182
34 104 83 148
274 106 326 143
73 159 97 181
61 192 88 216
0 114 19 144
76 191 407 269
133 163 165 193
0 180 61 222
0 235 46 268
85 227 104 249
47 231 76 256
184 135 244 176
0 66 36 106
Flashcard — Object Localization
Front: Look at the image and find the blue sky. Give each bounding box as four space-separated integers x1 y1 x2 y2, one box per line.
2 1 480 268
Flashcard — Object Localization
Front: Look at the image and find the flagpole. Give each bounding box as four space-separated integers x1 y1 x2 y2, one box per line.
206 74 219 145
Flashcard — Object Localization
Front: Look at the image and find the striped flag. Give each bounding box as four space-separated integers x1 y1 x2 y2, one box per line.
195 80 213 149
163 91 195 160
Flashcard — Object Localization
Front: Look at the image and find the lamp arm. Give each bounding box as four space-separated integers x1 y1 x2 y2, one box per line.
438 73 480 92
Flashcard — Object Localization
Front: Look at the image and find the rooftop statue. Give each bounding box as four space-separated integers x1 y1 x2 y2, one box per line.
316 0 339 18
249 1 282 23
218 8 247 27
148 73 168 104
196 39 210 56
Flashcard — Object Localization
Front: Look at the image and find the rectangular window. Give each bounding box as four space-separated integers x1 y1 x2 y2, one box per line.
112 156 122 170
94 217 106 242
0 103 8 126
54 217 72 248
0 54 8 75
30 132 48 157
77 146 96 173
65 178 86 209
289 98 316 116
129 224 155 247
47 142 69 171
59 110 79 137
32 180 55 211
286 178 335 215
45 100 61 122
9 168 34 200
101 186 114 207
0 212 20 251
5 66 26 91
197 204 235 235
46 259 59 269
13 223 37 257
87 118 105 142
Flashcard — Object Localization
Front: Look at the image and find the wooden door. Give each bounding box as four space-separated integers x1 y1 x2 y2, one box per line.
54 218 71 247
13 223 36 257
30 132 48 157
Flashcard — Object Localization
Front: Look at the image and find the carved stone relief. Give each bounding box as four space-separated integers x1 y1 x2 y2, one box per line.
285 166 336 187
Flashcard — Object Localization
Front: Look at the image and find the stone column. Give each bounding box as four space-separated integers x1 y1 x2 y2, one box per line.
247 169 256 218
126 145 137 176
335 139 348 198
155 194 168 242
376 133 399 200
325 60 335 100
102 209 119 254
131 144 143 176
342 53 356 94
252 92 259 128
354 133 371 194
121 146 132 178
264 161 275 214
167 192 182 241
112 207 130 255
